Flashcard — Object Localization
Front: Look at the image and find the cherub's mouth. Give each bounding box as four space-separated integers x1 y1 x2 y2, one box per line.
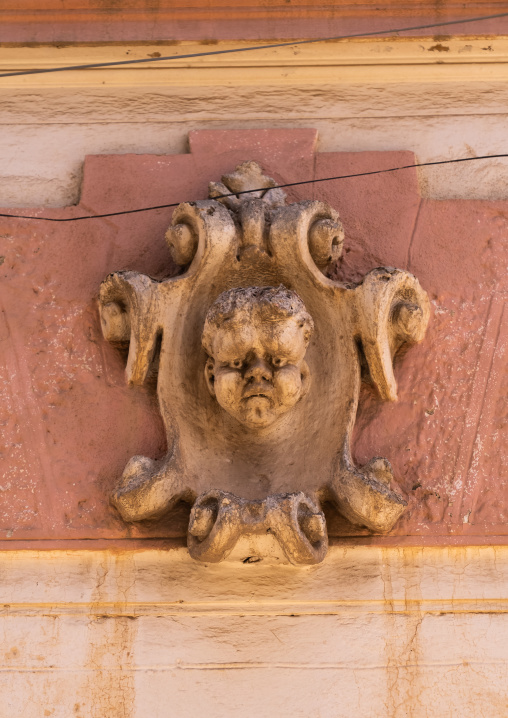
242 384 273 401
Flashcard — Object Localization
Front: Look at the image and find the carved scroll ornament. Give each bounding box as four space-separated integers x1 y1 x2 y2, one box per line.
99 161 429 565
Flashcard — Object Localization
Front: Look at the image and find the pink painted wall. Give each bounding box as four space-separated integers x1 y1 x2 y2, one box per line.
0 128 506 547
2 1 507 42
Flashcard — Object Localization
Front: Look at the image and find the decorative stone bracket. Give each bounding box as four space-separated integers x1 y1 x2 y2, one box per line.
188 491 327 565
99 160 430 564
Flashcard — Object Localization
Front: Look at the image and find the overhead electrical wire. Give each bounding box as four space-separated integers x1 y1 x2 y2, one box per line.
1 154 507 223
1 11 508 78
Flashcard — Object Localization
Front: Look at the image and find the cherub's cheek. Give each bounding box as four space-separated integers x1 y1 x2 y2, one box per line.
214 371 243 410
273 365 302 407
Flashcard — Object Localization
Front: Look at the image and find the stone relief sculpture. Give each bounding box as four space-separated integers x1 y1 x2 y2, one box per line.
99 161 430 565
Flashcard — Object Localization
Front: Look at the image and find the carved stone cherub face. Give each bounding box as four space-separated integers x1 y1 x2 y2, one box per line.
202 286 314 430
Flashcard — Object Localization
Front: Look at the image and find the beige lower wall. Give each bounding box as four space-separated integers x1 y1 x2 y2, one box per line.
1 545 508 718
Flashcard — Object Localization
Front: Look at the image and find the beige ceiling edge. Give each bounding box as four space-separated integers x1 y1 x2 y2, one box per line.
2 38 508 88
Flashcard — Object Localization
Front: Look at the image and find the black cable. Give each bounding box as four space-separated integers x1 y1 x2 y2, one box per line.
1 12 508 78
1 154 507 223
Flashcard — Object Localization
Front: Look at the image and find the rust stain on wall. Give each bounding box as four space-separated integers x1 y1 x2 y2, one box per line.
84 553 138 718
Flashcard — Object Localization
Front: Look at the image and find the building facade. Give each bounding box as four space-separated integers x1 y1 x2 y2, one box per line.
1 3 508 716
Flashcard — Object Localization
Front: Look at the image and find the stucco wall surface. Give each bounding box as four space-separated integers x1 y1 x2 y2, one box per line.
1 546 508 718
0 83 507 716
0 128 506 545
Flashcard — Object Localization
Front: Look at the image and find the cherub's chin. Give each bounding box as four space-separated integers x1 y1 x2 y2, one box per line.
240 400 276 428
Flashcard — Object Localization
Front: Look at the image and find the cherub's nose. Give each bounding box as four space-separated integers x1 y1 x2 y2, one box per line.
245 356 273 382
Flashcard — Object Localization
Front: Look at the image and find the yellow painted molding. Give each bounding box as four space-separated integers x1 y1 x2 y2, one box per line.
1 545 508 617
1 38 508 88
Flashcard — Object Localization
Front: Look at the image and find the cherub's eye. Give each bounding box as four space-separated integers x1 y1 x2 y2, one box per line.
230 359 243 369
272 357 286 367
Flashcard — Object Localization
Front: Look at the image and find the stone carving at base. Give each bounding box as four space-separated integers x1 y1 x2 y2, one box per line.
99 160 429 564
